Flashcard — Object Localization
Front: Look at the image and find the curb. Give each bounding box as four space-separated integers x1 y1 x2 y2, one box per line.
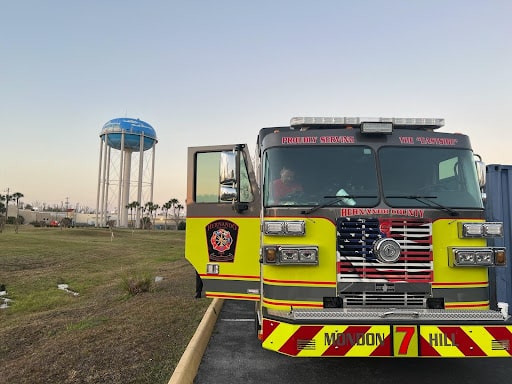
168 298 224 384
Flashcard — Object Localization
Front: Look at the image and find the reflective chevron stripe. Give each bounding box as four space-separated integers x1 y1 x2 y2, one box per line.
262 320 391 357
261 319 512 357
419 326 512 357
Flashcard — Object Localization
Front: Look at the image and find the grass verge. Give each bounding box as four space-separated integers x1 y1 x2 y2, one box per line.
0 225 210 384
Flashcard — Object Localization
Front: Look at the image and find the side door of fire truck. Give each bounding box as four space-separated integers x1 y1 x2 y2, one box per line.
185 144 261 300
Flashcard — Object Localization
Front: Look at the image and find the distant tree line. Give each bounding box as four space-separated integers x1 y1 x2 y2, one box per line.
126 198 184 230
0 191 186 232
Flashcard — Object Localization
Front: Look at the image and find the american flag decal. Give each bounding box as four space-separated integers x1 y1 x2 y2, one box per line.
492 339 510 351
297 339 316 350
336 217 433 283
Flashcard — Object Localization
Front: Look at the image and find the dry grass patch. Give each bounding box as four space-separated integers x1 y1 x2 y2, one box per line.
0 226 210 384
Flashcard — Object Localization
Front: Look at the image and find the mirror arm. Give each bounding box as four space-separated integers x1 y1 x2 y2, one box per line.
233 202 249 213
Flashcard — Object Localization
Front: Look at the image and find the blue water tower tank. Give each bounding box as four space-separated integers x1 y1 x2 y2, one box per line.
100 118 157 151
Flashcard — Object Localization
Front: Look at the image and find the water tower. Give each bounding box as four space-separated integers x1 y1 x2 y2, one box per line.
96 118 158 227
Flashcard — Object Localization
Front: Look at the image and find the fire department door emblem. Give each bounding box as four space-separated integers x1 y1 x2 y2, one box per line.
206 220 239 262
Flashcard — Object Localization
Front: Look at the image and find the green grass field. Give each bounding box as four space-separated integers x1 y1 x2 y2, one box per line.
0 225 210 384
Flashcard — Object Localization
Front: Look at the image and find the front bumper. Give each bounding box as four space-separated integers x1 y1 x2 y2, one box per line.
261 308 512 357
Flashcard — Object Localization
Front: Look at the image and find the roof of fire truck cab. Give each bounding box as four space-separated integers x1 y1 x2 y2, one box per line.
258 117 446 145
257 126 289 148
256 118 476 152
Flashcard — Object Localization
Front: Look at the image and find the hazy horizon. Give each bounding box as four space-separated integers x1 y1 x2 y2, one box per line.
2 1 511 209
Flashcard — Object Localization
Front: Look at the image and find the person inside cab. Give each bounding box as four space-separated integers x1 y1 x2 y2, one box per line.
271 166 303 204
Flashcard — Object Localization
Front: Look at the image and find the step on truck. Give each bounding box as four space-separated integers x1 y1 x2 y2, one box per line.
185 117 511 357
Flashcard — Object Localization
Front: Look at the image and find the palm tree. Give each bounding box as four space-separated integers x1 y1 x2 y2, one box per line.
0 194 5 233
162 201 173 230
175 203 184 230
12 192 24 233
0 194 5 215
143 202 159 229
139 204 147 229
143 202 153 229
125 201 140 228
168 198 180 230
0 193 12 217
151 203 159 229
176 203 183 218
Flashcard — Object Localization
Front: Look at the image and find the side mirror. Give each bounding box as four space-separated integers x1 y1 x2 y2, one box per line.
474 155 486 188
220 151 237 186
219 147 249 212
220 185 237 202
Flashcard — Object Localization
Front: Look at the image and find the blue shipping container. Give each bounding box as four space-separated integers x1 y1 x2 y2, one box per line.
485 164 512 309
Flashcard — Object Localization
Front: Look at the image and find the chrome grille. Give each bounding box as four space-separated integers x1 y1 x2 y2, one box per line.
342 292 427 308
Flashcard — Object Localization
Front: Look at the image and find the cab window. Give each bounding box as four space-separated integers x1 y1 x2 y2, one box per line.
195 151 253 203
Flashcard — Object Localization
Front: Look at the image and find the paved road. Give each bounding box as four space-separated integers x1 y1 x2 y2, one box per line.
195 300 511 384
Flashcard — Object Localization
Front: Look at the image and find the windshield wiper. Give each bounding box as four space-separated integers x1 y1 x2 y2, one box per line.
386 195 459 217
302 195 377 215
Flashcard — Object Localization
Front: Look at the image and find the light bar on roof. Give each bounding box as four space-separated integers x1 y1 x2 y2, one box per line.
392 118 445 128
290 117 445 130
290 117 360 126
361 122 393 134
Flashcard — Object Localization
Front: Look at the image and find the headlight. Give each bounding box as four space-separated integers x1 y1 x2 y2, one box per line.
450 247 506 267
264 221 285 235
264 220 305 236
458 222 503 238
483 223 504 236
281 248 299 262
263 246 318 265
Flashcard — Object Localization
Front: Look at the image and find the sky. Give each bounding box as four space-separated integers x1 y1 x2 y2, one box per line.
1 0 511 211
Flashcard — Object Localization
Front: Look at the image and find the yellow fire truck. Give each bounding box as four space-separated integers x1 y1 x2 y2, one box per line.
185 117 511 357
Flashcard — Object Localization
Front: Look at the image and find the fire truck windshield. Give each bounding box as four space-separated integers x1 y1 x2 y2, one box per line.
263 146 483 210
380 147 483 209
264 146 379 207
